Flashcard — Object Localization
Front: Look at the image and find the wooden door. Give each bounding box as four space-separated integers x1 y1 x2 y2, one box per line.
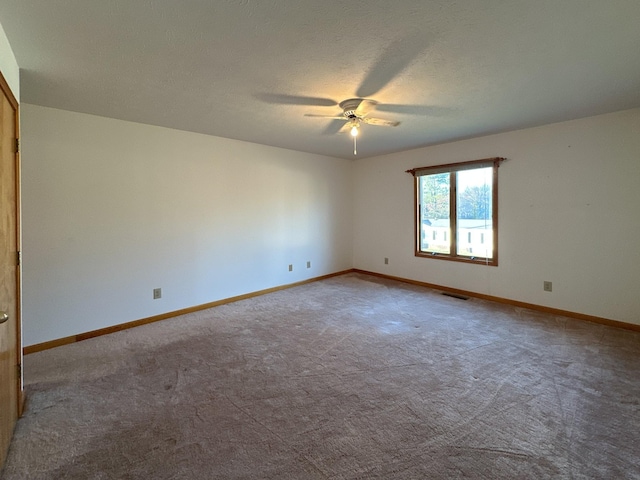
0 72 21 469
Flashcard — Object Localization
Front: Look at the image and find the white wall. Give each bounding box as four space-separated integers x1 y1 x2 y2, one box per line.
353 109 640 326
0 21 19 99
21 104 353 346
20 103 640 346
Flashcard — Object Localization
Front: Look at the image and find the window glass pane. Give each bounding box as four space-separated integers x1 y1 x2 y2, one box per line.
456 167 492 258
419 173 450 254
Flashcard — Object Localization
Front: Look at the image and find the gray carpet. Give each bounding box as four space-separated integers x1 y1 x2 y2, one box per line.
2 273 639 479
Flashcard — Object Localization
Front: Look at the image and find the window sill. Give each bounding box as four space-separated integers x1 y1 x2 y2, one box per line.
415 251 498 266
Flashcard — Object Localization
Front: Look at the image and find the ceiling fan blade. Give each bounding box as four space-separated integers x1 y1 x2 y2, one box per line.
337 123 352 134
304 114 346 120
361 117 400 127
256 93 337 107
323 120 348 135
375 104 453 116
355 99 379 117
355 32 431 98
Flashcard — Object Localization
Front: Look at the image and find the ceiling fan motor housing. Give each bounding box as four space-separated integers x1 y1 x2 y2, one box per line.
338 98 364 111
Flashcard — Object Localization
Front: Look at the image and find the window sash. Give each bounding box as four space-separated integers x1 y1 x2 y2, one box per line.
410 157 504 266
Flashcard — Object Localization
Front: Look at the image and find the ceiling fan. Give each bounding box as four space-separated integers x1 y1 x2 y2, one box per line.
304 98 400 132
256 33 436 155
304 98 400 155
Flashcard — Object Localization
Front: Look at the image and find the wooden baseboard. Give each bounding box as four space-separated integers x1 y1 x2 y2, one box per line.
23 270 353 355
24 267 638 355
353 269 640 332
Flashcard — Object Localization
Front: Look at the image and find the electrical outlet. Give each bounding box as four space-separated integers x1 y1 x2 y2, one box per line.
306 261 311 269
543 281 552 292
384 257 389 265
288 264 293 272
153 288 162 299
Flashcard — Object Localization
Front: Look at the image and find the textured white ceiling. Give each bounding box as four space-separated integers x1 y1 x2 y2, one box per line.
1 1 639 159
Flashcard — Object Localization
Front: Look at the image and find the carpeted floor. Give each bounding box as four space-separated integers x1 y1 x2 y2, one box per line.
2 273 640 479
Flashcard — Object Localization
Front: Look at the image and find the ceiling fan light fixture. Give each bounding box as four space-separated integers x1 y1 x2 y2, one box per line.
350 124 359 137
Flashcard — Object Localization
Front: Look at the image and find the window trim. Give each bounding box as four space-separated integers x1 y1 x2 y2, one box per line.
407 157 505 266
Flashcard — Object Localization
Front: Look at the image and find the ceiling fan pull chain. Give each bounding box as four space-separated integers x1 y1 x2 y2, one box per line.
353 136 357 156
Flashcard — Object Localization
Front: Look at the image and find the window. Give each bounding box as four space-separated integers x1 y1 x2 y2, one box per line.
407 157 504 266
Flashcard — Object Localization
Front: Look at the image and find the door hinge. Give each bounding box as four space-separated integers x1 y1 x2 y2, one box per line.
17 364 21 377
16 251 21 266
15 138 20 154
